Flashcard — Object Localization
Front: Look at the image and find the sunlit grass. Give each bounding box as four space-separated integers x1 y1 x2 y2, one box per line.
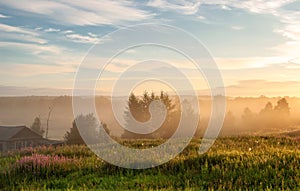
0 136 299 190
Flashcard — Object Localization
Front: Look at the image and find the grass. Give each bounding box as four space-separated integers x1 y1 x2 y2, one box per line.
0 136 299 190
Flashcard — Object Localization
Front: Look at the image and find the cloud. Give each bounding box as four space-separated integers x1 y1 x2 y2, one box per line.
147 0 201 15
272 10 300 57
280 11 300 39
0 23 47 44
0 41 62 54
0 0 152 26
220 5 231 10
215 57 291 70
0 23 36 35
197 15 206 20
0 32 47 45
34 27 43 31
272 40 300 58
0 40 84 83
0 85 72 96
227 1 300 58
231 26 244 30
146 0 298 58
0 85 110 96
88 32 97 38
0 62 75 77
225 80 300 97
65 33 99 44
44 28 60 32
0 13 9 18
289 57 300 65
62 30 73 34
147 0 294 15
228 0 293 14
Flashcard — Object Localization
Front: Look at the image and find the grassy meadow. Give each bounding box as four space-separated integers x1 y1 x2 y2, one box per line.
0 136 300 190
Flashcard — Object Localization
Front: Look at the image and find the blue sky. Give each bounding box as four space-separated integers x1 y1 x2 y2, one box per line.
0 0 300 96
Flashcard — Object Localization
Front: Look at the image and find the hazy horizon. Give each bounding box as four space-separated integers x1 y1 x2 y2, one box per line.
1 85 300 98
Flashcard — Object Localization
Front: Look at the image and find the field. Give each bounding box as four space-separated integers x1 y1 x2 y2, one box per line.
1 136 300 190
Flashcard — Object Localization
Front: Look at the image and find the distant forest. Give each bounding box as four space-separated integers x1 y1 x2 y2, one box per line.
1 95 300 140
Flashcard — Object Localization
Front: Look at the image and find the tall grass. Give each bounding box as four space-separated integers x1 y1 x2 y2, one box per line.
0 136 299 190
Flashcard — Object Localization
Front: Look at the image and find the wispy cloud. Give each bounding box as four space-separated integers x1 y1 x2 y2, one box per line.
289 57 300 65
147 0 295 16
0 63 74 77
0 41 62 54
0 13 9 18
65 33 99 44
225 80 300 97
147 0 298 59
147 0 201 15
272 9 300 57
34 27 43 31
0 23 47 44
227 0 293 14
215 57 291 70
146 0 294 15
88 32 98 38
44 28 60 32
0 0 152 26
62 30 73 34
0 23 36 36
0 85 73 96
220 5 231 10
197 15 206 20
0 0 299 96
231 26 244 30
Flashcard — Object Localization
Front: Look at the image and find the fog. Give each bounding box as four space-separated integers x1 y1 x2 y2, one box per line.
0 95 300 140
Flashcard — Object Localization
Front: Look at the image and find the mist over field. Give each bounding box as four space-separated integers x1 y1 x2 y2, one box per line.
1 95 300 140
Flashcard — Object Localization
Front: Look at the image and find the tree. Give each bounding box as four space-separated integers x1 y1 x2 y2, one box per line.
273 98 290 127
64 113 106 145
30 117 44 137
258 102 275 130
259 102 273 116
222 110 237 136
122 91 178 139
180 99 199 137
242 107 255 122
128 92 146 122
241 107 257 132
64 119 85 145
245 98 290 131
274 98 290 116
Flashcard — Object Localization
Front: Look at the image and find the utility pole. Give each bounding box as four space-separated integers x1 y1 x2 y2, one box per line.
45 106 53 139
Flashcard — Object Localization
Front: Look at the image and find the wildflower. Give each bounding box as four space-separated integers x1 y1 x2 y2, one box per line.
13 154 73 174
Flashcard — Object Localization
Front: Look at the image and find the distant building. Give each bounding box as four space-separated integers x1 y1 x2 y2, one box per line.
0 126 63 152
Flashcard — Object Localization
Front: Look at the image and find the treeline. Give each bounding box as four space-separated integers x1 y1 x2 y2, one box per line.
62 95 295 144
61 91 191 143
23 94 299 143
219 98 291 136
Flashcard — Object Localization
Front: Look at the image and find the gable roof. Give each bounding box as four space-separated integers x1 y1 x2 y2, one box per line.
0 126 36 141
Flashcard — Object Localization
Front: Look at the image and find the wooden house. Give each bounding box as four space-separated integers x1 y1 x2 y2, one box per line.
0 126 61 152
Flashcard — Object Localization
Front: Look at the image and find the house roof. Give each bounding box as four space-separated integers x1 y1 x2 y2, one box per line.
0 126 30 141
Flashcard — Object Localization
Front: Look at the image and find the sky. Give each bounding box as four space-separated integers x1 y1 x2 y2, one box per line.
0 0 300 97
